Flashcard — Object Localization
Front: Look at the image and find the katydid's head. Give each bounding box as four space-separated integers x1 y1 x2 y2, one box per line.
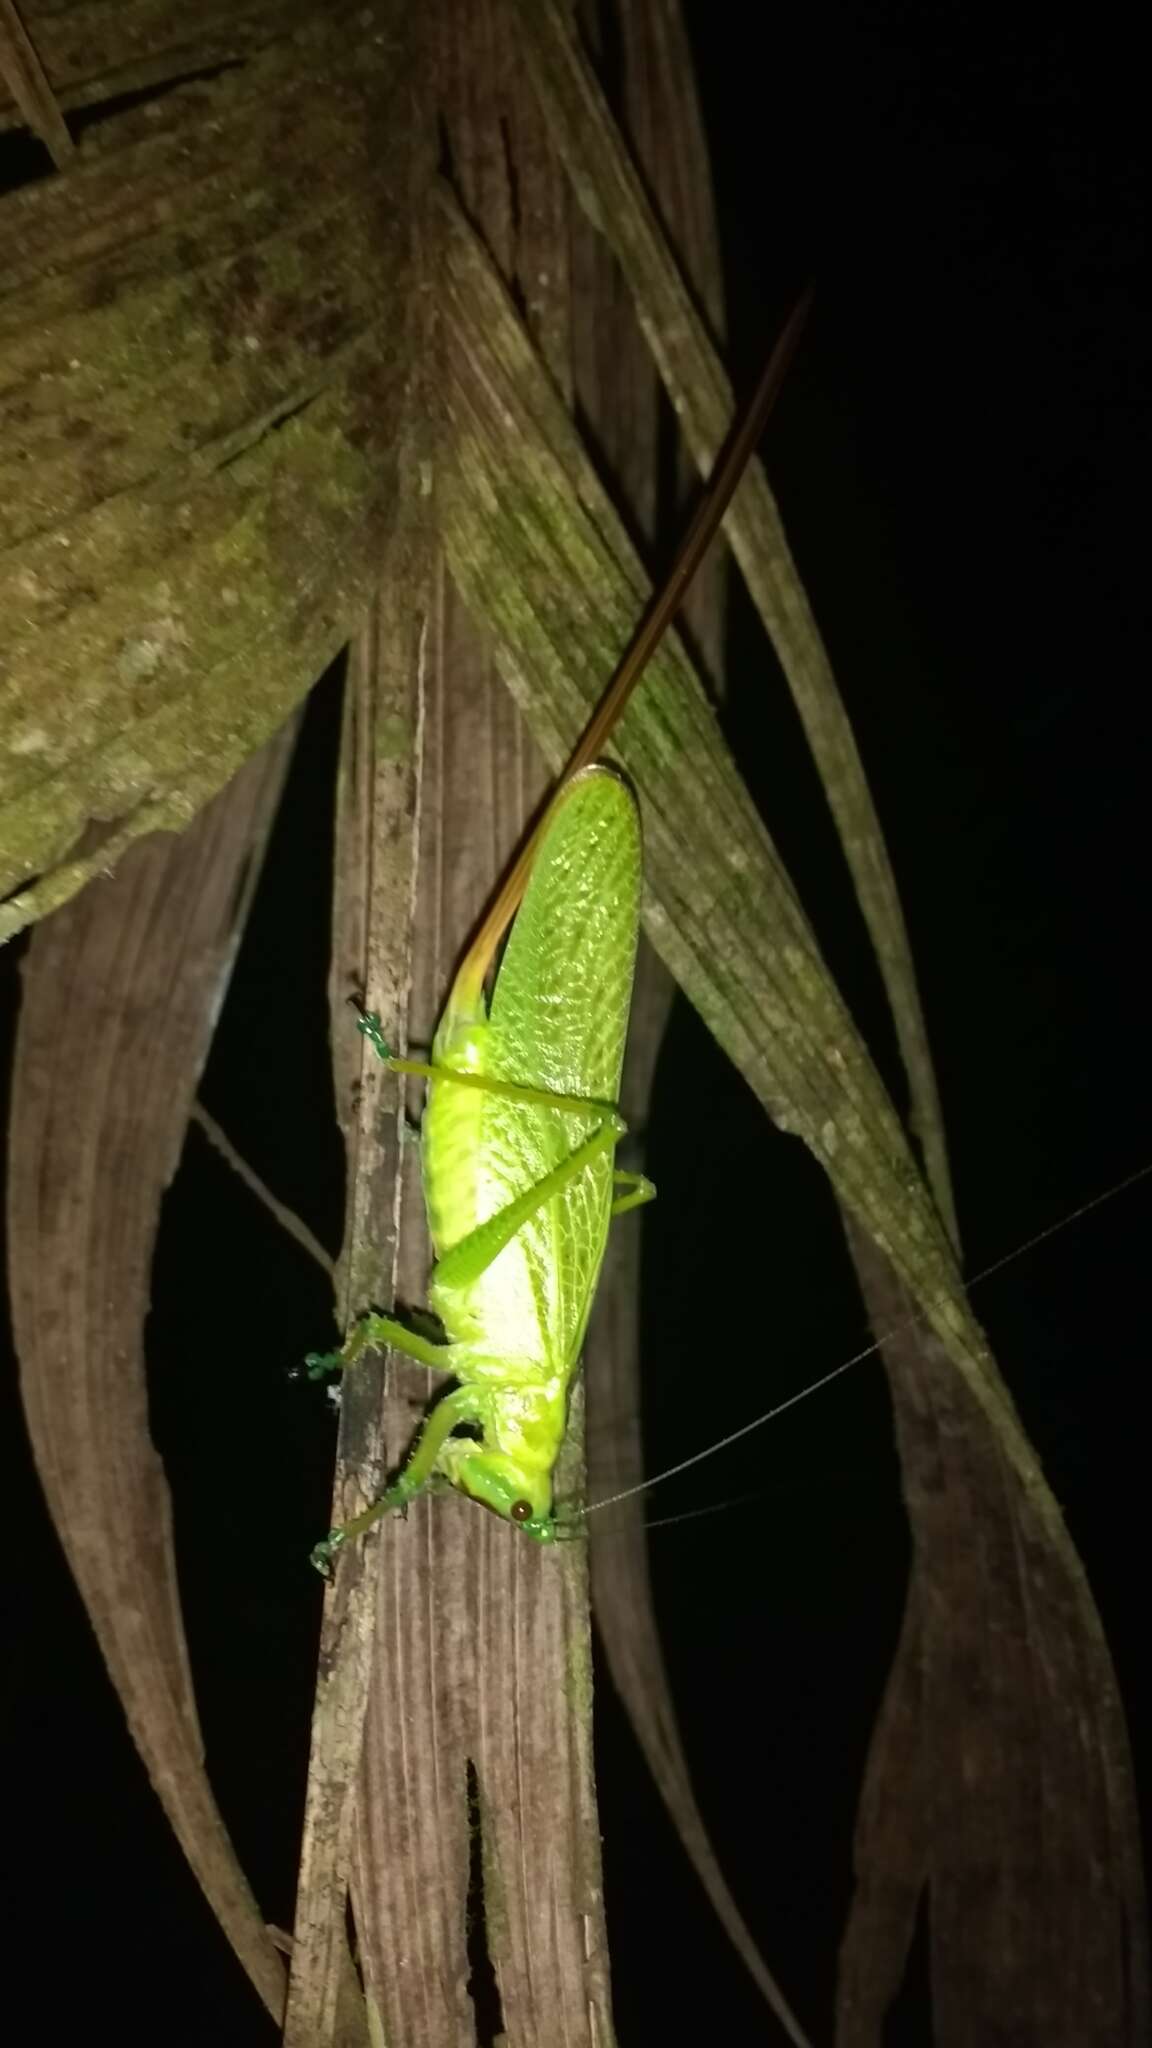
509 1498 557 1543
453 1450 557 1542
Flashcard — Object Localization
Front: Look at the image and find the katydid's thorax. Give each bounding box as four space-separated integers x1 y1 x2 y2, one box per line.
422 1002 492 1262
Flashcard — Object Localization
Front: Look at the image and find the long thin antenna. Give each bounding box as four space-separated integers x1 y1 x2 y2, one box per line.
582 1155 1152 1521
457 289 814 995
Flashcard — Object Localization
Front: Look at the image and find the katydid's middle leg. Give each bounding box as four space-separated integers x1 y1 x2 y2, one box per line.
358 1010 620 1122
304 1313 456 1383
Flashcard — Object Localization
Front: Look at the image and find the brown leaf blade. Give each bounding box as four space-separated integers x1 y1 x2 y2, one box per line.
0 0 74 164
0 2 314 129
433 163 1148 2042
437 185 989 1416
839 1223 1149 2047
544 20 1144 2038
7 730 296 2022
515 0 957 1248
291 471 614 2048
290 15 619 2040
284 445 430 2047
568 5 813 2038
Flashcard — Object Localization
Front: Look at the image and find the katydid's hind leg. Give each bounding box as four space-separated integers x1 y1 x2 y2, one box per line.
610 1168 656 1218
304 1312 455 1383
311 1384 489 1572
431 1115 626 1293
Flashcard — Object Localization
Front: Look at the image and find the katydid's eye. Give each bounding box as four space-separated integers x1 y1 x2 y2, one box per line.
510 1500 532 1523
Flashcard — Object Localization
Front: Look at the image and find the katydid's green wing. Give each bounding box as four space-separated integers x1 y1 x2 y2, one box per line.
478 767 642 1367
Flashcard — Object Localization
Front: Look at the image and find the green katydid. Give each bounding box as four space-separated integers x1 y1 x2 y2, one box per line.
306 295 813 1570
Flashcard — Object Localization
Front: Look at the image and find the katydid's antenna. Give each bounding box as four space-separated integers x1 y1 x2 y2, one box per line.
458 289 815 997
580 1156 1152 1522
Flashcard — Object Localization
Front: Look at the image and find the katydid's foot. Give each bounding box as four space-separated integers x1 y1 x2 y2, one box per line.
311 1485 414 1572
353 1007 392 1061
303 1348 344 1382
310 1528 347 1577
610 1168 657 1218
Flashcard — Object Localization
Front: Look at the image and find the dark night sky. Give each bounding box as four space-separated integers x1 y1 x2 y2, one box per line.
3 8 1149 2043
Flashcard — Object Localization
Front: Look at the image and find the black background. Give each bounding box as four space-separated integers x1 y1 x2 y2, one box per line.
3 6 1149 2042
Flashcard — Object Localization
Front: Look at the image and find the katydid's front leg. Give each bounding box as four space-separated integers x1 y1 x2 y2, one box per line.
311 1383 490 1574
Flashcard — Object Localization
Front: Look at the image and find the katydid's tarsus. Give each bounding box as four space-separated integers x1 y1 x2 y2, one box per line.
306 294 814 1570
